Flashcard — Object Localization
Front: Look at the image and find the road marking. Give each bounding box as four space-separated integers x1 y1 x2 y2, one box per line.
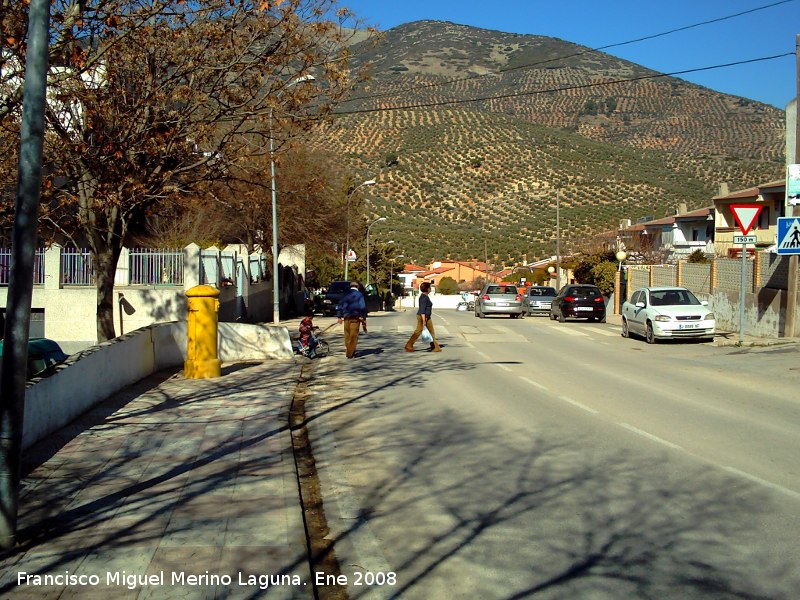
549 326 589 337
520 377 548 391
475 350 490 360
619 423 683 450
583 326 620 337
559 395 599 414
495 364 512 372
723 466 800 501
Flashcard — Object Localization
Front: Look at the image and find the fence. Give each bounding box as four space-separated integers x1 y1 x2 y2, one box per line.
0 248 45 286
0 243 307 346
626 253 800 337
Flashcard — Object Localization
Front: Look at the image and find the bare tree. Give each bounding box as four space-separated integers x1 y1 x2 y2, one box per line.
0 0 373 341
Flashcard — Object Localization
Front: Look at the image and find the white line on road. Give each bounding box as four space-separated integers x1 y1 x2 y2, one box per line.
723 466 800 501
520 377 548 391
495 364 512 372
619 423 683 450
583 326 620 337
559 395 599 414
475 350 490 360
549 326 589 337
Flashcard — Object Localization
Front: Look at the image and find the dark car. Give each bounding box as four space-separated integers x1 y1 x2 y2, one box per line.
319 281 351 316
319 281 383 316
550 284 606 323
522 286 557 316
0 338 69 379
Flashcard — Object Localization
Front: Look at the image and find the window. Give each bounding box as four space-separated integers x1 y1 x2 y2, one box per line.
758 207 770 230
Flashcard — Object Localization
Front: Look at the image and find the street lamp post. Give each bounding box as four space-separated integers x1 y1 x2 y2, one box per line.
344 179 376 280
269 74 315 325
366 217 386 287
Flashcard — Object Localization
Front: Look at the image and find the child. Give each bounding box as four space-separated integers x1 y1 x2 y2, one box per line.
298 311 317 354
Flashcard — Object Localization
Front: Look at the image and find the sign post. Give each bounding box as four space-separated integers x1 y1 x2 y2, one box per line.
730 205 763 345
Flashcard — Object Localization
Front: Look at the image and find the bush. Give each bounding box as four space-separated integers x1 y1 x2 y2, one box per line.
437 276 459 295
687 249 709 263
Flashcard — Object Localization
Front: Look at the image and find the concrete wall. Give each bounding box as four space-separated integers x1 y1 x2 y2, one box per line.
22 321 293 450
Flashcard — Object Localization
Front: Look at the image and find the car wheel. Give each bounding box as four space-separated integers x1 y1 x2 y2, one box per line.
646 322 657 344
558 312 565 323
621 318 629 338
703 337 714 343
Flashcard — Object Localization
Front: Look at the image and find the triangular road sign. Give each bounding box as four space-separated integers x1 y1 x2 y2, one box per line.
730 204 763 235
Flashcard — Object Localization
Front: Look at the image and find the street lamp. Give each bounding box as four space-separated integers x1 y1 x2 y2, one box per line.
270 74 315 325
366 217 386 287
547 265 556 285
616 250 627 272
344 179 376 280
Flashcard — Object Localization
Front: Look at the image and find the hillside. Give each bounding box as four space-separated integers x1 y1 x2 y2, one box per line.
315 20 786 265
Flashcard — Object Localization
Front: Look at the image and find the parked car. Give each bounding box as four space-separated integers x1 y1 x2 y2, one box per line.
522 286 557 316
474 284 524 318
550 284 606 323
621 286 715 344
319 281 382 316
0 338 69 379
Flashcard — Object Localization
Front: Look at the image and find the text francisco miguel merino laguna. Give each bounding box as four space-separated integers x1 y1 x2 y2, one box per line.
17 571 306 590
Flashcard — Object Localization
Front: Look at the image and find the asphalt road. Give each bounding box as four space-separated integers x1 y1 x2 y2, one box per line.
306 308 800 600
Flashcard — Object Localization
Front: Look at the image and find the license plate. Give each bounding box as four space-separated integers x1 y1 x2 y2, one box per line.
496 302 509 307
576 307 593 311
679 323 699 330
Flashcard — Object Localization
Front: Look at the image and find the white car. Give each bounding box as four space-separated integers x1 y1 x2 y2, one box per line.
621 287 715 344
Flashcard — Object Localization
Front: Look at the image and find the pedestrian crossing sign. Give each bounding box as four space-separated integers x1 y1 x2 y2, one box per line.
777 217 800 255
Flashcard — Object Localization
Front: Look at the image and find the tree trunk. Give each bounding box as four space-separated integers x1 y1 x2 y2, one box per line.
95 246 120 342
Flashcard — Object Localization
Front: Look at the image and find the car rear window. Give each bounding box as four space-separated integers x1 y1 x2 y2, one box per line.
529 287 556 296
487 286 518 295
570 286 601 297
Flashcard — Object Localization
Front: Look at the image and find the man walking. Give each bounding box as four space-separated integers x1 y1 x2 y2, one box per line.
405 281 442 352
337 281 367 359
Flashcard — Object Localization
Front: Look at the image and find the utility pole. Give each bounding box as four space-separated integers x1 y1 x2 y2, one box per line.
556 190 562 289
0 0 51 549
786 33 800 338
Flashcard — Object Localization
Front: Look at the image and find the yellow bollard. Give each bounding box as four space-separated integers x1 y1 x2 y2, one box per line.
185 284 222 379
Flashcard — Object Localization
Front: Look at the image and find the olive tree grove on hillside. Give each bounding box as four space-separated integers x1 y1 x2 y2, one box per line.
0 0 371 341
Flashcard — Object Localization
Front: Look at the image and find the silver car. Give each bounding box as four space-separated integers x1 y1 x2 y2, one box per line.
522 286 557 316
475 284 524 318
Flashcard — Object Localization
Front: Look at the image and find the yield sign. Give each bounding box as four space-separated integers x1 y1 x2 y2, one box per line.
730 204 763 235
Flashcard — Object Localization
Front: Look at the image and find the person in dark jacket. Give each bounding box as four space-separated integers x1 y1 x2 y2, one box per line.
337 281 367 358
404 281 441 352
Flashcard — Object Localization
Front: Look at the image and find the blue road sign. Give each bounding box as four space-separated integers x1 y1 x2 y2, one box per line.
777 217 800 255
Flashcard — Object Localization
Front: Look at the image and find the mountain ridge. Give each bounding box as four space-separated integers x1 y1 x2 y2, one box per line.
314 20 785 264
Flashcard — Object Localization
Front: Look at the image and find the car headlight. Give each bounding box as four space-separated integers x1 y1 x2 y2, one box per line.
705 312 715 321
323 299 332 304
654 315 671 322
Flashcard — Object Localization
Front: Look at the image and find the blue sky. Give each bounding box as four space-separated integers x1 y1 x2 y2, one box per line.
341 0 798 108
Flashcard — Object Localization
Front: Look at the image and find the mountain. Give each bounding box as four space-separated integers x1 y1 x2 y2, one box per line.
314 20 785 265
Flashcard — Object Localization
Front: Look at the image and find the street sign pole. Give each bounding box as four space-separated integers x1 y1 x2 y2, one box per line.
729 207 762 347
739 241 747 346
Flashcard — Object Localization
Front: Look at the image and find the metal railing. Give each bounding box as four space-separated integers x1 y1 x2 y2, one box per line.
61 248 94 286
129 248 184 285
0 248 45 286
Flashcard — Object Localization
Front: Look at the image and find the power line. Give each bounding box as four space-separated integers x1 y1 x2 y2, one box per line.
340 0 797 105
332 52 794 116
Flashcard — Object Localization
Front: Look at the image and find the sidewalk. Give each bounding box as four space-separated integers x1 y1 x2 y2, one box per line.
0 360 313 599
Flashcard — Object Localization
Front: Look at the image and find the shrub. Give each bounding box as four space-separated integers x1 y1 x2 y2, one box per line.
437 276 459 295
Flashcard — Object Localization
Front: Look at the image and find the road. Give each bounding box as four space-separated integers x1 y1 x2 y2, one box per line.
305 308 800 599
